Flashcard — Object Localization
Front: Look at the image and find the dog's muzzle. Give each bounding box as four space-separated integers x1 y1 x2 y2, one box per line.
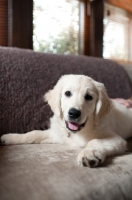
65 108 87 132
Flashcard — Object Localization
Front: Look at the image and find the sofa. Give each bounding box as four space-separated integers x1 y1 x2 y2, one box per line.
1 47 132 200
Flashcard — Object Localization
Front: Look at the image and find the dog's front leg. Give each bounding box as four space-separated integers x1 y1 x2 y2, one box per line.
0 129 54 145
77 134 127 168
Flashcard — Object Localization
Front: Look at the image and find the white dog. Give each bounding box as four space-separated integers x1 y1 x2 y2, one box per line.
1 75 132 167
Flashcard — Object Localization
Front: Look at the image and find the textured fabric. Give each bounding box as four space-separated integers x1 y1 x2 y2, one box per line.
0 47 132 135
1 47 132 200
0 141 132 200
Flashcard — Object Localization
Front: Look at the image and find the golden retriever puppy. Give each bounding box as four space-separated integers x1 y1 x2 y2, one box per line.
1 75 132 167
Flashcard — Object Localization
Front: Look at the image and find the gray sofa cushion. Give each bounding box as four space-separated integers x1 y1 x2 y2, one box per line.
1 142 132 200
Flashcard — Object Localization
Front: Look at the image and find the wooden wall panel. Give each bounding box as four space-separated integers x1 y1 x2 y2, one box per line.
83 0 90 55
90 0 104 57
83 0 103 57
0 0 8 46
8 0 33 49
106 0 132 13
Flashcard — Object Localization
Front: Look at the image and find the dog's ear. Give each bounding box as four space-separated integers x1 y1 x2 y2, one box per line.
44 78 63 117
94 82 113 122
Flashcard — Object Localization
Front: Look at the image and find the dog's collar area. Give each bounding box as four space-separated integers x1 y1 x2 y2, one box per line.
65 120 86 133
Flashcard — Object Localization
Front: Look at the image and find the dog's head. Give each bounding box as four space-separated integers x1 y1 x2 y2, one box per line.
45 75 113 133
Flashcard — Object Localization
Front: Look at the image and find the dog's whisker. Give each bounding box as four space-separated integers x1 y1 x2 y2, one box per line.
42 103 49 109
60 125 66 129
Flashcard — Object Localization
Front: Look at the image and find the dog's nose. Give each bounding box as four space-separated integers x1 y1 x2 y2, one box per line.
68 108 81 119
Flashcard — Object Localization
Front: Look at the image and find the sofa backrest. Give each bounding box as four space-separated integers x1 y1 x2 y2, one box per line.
0 47 132 135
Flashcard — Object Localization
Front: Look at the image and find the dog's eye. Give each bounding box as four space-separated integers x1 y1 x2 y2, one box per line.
65 91 72 97
85 94 93 101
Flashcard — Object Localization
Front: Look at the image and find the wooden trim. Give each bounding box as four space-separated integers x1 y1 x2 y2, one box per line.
90 0 104 57
106 0 132 13
114 60 132 65
81 0 103 57
8 0 33 49
0 0 8 46
83 0 91 55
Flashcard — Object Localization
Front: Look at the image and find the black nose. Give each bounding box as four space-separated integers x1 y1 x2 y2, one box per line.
68 108 81 119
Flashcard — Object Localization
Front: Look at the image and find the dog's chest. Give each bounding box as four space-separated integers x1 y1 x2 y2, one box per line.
66 133 88 147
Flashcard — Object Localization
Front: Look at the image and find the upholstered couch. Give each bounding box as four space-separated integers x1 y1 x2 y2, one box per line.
1 47 132 200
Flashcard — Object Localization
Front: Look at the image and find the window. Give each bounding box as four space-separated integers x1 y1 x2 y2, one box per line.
103 3 132 62
33 0 84 55
0 0 101 57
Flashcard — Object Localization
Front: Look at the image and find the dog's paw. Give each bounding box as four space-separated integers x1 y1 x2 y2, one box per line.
77 148 105 168
0 134 16 145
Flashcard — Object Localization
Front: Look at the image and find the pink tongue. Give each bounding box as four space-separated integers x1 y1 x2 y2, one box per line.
68 122 79 131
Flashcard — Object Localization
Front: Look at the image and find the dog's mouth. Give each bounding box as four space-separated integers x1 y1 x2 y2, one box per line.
65 120 86 133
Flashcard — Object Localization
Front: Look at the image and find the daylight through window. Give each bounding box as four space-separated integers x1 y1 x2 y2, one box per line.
103 3 132 62
33 0 84 55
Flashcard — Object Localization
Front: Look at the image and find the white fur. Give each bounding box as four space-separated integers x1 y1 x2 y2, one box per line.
1 75 132 167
